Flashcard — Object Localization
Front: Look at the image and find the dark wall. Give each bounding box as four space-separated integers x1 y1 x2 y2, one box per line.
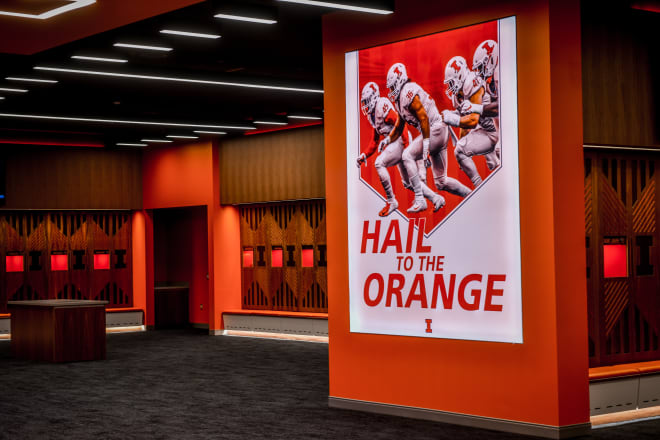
582 3 659 147
219 126 325 204
2 147 142 210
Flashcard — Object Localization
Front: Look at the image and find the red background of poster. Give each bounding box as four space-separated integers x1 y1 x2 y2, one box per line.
357 20 498 233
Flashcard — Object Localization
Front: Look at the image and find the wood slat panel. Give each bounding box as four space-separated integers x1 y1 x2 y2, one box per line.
220 126 325 204
2 147 142 210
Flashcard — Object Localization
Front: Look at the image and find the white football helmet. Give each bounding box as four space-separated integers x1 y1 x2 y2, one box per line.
444 56 469 98
386 63 408 102
360 82 380 116
472 40 498 79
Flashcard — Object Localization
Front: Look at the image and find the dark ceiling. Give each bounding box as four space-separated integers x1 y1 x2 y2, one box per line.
0 0 392 147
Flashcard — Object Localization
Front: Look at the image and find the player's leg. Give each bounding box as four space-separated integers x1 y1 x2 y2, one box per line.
401 136 428 213
455 128 496 187
374 141 404 216
429 123 471 197
485 137 501 170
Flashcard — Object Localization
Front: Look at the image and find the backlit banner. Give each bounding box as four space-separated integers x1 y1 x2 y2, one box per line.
345 17 522 343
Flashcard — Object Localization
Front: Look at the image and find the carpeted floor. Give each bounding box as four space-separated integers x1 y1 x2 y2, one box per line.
0 329 659 439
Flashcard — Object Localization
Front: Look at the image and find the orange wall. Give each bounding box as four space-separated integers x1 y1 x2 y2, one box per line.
142 140 241 330
323 0 588 428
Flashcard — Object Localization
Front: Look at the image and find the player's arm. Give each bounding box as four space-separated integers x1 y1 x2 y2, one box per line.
443 88 485 130
483 79 499 117
378 109 404 153
410 95 431 166
357 128 380 167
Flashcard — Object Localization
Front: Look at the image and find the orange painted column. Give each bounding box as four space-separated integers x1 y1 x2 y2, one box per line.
208 142 241 332
323 0 589 433
131 210 147 318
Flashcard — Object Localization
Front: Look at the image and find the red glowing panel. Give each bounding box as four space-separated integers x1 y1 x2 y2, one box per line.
271 248 283 267
302 248 314 267
94 253 110 270
604 244 627 278
6 255 24 272
243 248 254 267
50 254 68 271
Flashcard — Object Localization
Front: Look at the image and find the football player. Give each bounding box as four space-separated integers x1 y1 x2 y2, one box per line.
442 55 499 187
381 63 471 213
472 39 501 169
357 81 444 217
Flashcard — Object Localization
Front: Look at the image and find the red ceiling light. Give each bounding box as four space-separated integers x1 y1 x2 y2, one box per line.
6 255 24 272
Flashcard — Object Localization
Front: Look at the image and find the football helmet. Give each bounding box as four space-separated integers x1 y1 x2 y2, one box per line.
386 63 408 102
472 40 498 79
444 56 469 99
360 82 380 116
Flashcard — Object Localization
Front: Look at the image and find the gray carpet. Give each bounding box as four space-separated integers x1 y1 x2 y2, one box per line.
0 329 658 439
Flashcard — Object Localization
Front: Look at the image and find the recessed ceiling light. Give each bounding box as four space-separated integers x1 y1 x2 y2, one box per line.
117 143 147 147
166 135 199 139
194 131 227 135
34 66 324 94
288 115 323 120
0 113 256 130
72 55 128 63
214 13 277 24
160 29 221 39
0 97 4 100
254 121 288 125
0 88 28 93
277 0 393 14
6 77 58 84
141 139 172 143
0 0 96 20
114 43 173 52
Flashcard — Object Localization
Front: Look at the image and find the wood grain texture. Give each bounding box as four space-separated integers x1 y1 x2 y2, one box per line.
9 302 106 362
582 4 659 147
219 126 325 204
2 147 142 210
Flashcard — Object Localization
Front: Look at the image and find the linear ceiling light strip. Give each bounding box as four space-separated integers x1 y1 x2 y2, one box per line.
0 113 255 130
214 14 277 24
34 66 324 94
0 0 96 20
277 0 393 14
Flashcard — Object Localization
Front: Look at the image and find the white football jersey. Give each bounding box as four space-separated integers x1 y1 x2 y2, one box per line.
395 81 442 132
485 67 499 102
451 70 496 132
368 97 398 137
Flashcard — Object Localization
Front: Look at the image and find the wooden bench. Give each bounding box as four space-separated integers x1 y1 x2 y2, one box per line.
221 310 328 337
589 361 660 416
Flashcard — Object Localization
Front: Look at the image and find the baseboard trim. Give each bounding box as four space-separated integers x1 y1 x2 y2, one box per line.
328 397 591 439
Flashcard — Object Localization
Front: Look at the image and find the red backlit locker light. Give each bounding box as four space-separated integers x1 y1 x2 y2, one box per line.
94 251 110 270
6 255 24 272
50 253 68 271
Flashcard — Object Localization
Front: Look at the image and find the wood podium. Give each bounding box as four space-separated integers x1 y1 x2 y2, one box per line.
8 300 108 362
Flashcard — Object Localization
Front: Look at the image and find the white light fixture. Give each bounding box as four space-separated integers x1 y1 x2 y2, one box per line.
194 131 227 135
6 77 58 84
166 135 199 139
0 88 28 93
288 115 323 120
0 0 96 20
277 0 392 14
254 120 288 125
117 143 147 147
34 66 324 94
214 13 277 24
0 97 4 100
142 139 173 143
0 113 256 130
160 29 221 39
114 43 173 52
72 55 128 63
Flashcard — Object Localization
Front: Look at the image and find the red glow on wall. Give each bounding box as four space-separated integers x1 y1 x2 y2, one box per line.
6 255 24 272
244 121 323 136
604 244 627 278
243 248 254 267
271 247 283 267
302 248 314 267
50 254 68 271
632 2 660 13
94 253 110 270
